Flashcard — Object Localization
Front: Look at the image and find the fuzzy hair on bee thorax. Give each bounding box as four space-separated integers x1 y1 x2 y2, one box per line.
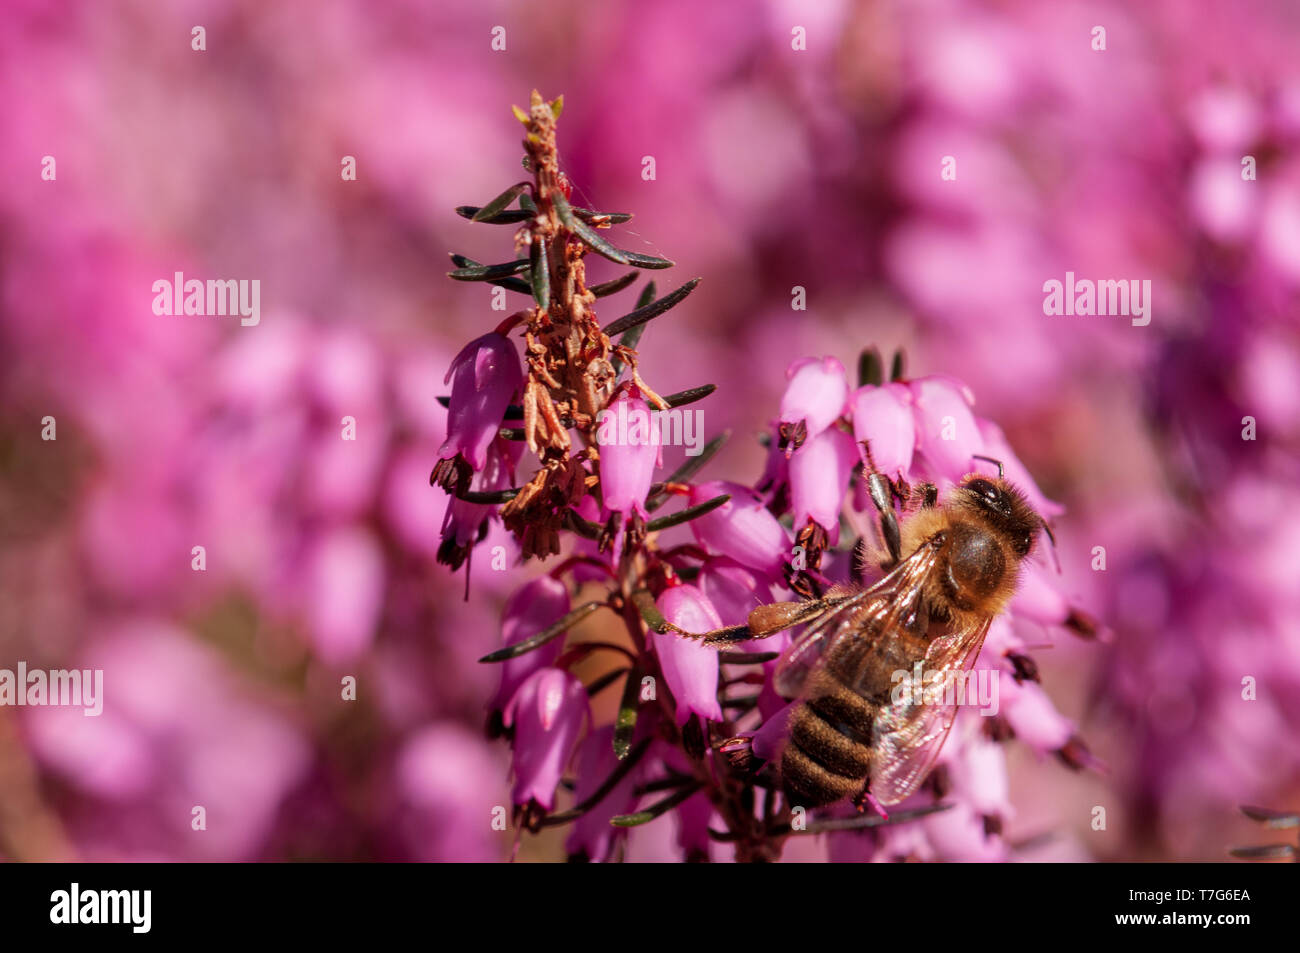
895 476 1042 633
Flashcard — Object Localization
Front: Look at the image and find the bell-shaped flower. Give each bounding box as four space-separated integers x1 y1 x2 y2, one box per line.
688 480 791 581
437 441 513 571
850 382 915 481
999 676 1074 754
598 386 661 524
1009 561 1070 627
779 356 848 447
503 667 587 811
489 576 572 721
908 374 983 483
434 330 523 484
652 585 724 724
788 426 858 546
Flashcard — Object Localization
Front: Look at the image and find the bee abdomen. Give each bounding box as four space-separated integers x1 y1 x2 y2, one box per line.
782 741 861 808
790 705 873 777
781 670 877 808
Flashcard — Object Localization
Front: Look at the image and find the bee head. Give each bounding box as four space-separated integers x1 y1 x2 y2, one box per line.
957 475 1040 558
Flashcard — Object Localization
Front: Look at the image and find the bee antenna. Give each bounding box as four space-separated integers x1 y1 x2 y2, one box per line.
1040 519 1062 573
971 454 1005 479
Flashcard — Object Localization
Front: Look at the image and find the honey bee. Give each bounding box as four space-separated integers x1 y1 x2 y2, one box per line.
701 459 1049 809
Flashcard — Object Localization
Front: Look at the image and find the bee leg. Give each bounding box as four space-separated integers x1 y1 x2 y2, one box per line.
912 482 938 510
866 471 902 569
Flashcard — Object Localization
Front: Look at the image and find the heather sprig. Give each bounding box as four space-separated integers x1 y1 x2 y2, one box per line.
437 93 1099 861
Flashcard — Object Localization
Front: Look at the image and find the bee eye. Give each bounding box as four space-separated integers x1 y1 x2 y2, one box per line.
965 478 1001 508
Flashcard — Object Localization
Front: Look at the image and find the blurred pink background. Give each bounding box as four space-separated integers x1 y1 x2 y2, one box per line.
1 0 1298 861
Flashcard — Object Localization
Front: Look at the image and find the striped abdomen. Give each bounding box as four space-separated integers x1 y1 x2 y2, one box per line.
781 666 878 807
779 612 930 808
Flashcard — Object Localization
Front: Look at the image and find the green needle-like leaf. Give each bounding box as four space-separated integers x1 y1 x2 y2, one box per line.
631 588 679 635
588 271 639 298
555 192 631 265
455 205 532 225
448 254 532 294
447 258 530 281
469 181 531 222
622 250 674 269
645 431 728 512
602 278 701 337
530 237 550 310
645 493 730 533
478 601 605 663
613 661 643 760
610 782 702 827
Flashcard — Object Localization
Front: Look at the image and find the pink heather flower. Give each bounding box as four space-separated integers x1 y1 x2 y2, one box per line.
697 558 772 627
565 726 641 862
850 382 915 481
598 386 661 522
921 801 1007 863
945 730 1011 819
908 375 982 483
303 524 385 665
788 425 858 546
688 480 791 580
1000 677 1074 754
394 723 506 862
503 668 587 811
24 621 309 861
436 330 523 473
438 440 513 570
489 576 572 717
652 584 725 724
779 355 848 444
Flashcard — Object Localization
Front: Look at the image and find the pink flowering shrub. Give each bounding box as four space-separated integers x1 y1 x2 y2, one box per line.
440 94 1100 861
4 1 1298 865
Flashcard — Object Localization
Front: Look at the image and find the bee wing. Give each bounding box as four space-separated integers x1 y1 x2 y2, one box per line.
771 590 872 699
869 616 993 806
772 544 942 700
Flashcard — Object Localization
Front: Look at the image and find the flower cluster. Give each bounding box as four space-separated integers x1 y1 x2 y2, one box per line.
438 94 1099 861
